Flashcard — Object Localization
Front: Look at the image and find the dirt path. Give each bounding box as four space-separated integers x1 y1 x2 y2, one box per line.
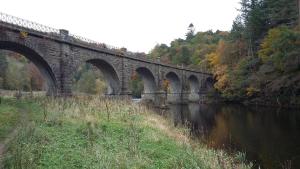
0 144 5 161
0 107 29 168
0 144 4 169
0 127 19 168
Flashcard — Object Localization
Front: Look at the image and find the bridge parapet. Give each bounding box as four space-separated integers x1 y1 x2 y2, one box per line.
0 12 211 75
0 12 120 51
0 12 60 34
0 11 214 104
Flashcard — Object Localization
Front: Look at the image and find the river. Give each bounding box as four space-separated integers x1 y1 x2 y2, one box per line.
166 103 300 169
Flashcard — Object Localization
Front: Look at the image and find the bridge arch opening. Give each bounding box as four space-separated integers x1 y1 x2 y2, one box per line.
133 67 157 101
165 72 182 103
188 75 200 102
0 41 57 95
201 77 214 94
72 59 120 96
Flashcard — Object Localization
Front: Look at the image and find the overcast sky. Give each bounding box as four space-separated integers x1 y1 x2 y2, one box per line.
0 0 240 53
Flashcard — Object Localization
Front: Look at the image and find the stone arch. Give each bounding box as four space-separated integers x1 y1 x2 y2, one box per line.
206 77 214 87
135 67 157 101
0 41 57 95
86 59 121 95
188 75 200 102
188 75 200 93
201 76 214 93
165 71 182 102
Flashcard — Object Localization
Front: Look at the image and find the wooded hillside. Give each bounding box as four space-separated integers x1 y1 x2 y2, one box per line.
149 0 300 107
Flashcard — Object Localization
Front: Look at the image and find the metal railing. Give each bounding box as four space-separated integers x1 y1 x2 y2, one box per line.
0 12 60 34
69 33 120 50
0 12 212 74
0 12 120 50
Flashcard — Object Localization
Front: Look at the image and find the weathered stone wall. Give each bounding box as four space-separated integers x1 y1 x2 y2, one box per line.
0 23 213 105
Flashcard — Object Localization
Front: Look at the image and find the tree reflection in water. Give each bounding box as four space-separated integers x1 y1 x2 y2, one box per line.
168 103 300 169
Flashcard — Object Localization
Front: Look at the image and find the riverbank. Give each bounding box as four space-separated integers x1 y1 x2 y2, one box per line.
0 96 251 169
210 93 300 109
242 95 300 109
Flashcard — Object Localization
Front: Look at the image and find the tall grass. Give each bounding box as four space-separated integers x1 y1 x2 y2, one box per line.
2 96 252 169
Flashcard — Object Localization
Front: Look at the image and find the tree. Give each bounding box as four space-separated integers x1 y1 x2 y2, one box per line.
148 44 170 63
230 16 245 41
265 0 298 27
75 70 97 94
239 0 299 52
5 57 30 91
27 63 44 91
72 63 107 95
130 73 143 98
259 26 300 72
298 0 300 24
186 23 195 40
95 78 107 94
240 0 269 52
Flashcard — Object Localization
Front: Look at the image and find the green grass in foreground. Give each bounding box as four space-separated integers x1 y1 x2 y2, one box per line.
2 96 251 169
0 99 24 141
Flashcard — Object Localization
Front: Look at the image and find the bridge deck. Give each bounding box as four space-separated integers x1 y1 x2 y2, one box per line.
0 12 211 75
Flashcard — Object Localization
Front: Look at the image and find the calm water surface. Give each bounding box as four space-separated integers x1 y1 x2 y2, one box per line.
167 103 300 169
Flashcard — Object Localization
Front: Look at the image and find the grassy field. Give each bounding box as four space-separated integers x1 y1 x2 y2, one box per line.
0 96 251 169
0 99 24 141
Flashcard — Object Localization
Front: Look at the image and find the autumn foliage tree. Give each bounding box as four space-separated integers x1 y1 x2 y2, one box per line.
148 0 300 106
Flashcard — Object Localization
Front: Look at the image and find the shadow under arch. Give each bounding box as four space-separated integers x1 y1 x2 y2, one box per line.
86 59 121 95
135 67 157 101
165 72 182 103
201 76 214 94
188 75 200 102
0 41 57 95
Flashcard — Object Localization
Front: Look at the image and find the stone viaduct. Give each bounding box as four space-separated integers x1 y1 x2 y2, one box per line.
0 12 213 105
